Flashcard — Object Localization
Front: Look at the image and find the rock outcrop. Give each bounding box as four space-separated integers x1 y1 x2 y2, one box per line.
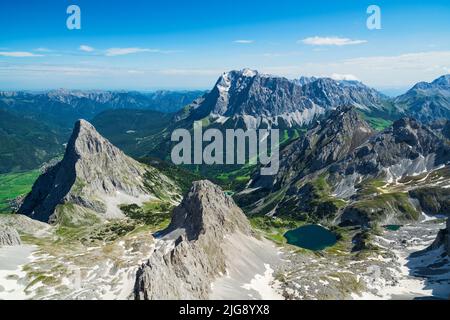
0 225 21 246
251 105 375 191
134 180 278 300
429 217 450 257
447 218 450 256
329 117 450 197
18 119 178 225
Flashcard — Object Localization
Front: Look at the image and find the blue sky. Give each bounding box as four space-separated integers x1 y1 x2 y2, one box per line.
1 0 449 94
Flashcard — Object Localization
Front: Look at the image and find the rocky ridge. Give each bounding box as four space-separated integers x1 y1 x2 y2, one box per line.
251 105 375 191
18 119 178 225
240 106 450 227
395 74 450 123
134 180 279 300
0 225 21 246
177 69 392 129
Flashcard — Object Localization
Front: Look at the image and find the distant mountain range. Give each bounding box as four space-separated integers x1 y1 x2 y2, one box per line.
91 71 450 169
0 90 204 172
0 89 205 129
1 71 450 174
0 109 65 173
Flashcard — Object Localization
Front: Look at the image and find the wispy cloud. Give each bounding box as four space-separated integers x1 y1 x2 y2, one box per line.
330 73 359 81
159 68 224 76
301 36 367 46
234 40 254 44
105 47 170 56
79 45 95 52
262 51 302 58
0 63 147 77
34 47 52 53
261 51 450 88
0 51 44 57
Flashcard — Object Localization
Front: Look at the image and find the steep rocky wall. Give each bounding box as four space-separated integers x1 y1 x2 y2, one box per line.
0 225 21 246
134 180 275 300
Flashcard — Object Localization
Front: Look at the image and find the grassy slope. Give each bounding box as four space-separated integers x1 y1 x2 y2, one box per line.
92 109 173 158
0 109 65 173
0 170 39 212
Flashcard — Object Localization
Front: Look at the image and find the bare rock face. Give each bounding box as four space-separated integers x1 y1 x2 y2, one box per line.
446 218 450 256
134 180 255 300
177 69 391 129
166 180 252 240
18 119 178 225
0 225 21 246
395 74 450 124
251 105 375 191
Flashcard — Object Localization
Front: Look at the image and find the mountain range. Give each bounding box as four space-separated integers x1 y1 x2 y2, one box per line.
1 82 449 299
87 71 450 167
0 89 204 129
175 69 395 130
241 105 450 228
0 90 204 172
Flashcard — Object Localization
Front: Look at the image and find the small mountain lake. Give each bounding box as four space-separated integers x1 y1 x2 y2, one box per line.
383 225 402 231
284 225 337 251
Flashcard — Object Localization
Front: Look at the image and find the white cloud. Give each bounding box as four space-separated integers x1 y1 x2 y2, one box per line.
79 45 95 52
0 51 43 57
261 50 450 88
127 70 145 74
105 47 160 56
234 40 254 44
159 68 224 76
34 47 52 52
262 51 302 58
330 73 360 81
301 36 367 46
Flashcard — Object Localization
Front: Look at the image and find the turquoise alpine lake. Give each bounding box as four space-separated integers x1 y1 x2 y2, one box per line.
383 225 402 231
283 224 337 251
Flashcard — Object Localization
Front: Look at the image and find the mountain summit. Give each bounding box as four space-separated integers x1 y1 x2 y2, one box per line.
395 74 450 123
177 69 392 129
18 119 178 224
251 105 375 191
134 180 279 300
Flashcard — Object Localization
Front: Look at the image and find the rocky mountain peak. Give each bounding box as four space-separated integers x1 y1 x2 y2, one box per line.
395 74 450 123
432 74 450 87
296 76 318 86
165 180 252 240
391 117 439 149
134 180 277 300
409 75 450 91
251 105 375 191
66 119 124 163
18 119 176 224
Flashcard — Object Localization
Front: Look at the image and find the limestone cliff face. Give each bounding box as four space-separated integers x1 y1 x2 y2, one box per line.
251 105 375 191
446 218 450 256
0 226 21 246
177 69 391 129
18 119 178 224
134 180 256 300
